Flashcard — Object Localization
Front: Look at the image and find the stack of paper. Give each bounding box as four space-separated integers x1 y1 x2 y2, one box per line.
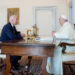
35 36 53 42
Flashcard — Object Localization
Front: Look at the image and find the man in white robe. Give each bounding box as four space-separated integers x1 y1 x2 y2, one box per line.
46 15 75 75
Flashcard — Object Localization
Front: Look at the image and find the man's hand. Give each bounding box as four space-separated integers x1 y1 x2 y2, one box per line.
20 33 25 38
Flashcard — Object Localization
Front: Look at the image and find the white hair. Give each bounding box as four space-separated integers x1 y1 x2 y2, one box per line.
60 15 68 20
9 15 17 22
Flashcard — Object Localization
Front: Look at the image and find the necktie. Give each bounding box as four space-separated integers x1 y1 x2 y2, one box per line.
13 26 16 34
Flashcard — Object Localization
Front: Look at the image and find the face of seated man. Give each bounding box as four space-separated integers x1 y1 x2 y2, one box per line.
9 15 18 26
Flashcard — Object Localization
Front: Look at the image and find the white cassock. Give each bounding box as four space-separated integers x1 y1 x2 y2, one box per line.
46 22 75 75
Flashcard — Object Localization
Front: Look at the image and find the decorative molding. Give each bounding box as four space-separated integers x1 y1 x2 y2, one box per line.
33 6 56 31
7 8 19 24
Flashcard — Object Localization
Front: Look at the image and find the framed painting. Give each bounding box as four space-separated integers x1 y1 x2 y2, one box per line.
7 8 19 24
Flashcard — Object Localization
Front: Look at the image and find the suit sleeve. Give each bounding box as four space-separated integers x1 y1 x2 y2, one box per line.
5 26 23 40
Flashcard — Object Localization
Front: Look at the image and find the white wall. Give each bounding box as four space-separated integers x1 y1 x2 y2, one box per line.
0 0 67 34
72 0 75 24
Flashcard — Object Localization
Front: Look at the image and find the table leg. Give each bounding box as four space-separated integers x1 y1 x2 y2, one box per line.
42 56 48 75
3 55 11 75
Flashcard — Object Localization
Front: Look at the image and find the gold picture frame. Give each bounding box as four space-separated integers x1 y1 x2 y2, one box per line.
7 8 19 24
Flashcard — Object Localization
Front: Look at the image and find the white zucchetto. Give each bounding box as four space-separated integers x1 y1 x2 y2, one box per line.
60 15 68 20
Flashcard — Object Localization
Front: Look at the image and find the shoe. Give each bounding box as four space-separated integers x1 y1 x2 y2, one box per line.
11 65 20 70
16 63 24 68
11 66 16 70
15 66 20 70
16 63 20 67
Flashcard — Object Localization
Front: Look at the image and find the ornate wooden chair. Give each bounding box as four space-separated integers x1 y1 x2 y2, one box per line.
59 42 75 75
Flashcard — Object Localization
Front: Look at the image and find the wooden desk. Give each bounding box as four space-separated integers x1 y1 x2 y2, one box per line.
0 39 55 75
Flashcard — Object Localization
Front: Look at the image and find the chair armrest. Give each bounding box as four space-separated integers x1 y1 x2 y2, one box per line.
59 42 75 54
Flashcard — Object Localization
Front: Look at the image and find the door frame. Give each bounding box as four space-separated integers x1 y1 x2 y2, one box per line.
33 6 56 31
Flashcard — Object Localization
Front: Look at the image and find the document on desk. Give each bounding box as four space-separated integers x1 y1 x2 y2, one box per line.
35 36 53 43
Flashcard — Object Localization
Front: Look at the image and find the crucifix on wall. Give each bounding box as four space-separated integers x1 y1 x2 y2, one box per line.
7 8 19 24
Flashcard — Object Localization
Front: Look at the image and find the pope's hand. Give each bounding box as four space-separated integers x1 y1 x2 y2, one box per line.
52 31 56 36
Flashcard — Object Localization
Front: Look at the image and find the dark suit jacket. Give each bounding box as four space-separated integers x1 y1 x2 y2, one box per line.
1 22 23 42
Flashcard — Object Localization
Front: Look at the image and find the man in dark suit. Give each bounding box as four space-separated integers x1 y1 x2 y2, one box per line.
1 15 25 70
